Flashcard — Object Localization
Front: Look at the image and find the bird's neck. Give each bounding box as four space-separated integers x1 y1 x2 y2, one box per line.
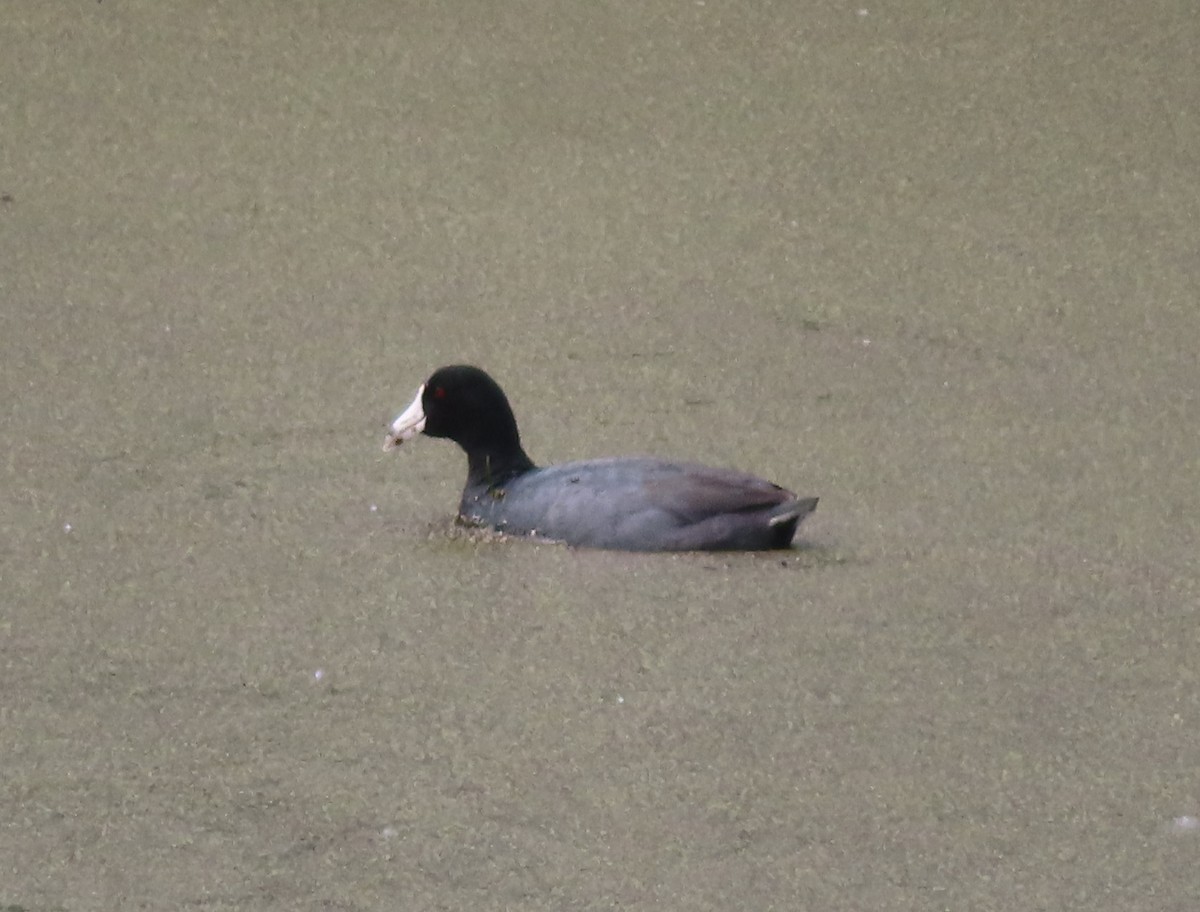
466 447 536 491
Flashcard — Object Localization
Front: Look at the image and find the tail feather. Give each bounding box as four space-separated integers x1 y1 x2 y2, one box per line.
768 496 818 527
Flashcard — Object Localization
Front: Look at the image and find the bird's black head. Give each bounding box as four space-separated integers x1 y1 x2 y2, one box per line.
385 364 535 485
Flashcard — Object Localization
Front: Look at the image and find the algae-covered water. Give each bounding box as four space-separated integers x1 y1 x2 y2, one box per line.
2 2 1197 909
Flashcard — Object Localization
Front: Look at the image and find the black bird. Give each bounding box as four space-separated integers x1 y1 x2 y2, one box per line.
384 365 817 551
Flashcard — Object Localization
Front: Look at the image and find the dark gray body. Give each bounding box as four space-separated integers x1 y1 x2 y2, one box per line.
459 456 817 552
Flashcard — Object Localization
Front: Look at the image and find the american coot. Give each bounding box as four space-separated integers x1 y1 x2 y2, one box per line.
383 365 818 552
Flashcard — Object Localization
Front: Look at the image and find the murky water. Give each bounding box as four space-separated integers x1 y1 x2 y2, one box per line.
3 2 1197 909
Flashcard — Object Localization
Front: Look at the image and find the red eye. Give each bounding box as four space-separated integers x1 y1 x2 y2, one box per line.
433 386 446 399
